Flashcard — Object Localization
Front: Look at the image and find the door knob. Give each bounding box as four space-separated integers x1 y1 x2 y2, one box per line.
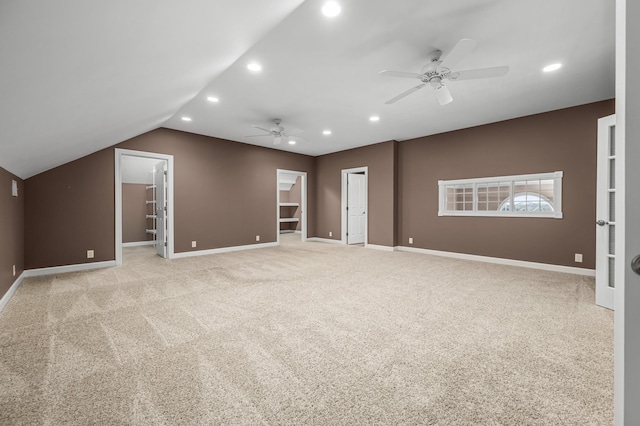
596 219 608 226
632 255 640 276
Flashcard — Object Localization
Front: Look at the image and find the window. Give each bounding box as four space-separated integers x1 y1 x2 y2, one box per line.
438 172 563 218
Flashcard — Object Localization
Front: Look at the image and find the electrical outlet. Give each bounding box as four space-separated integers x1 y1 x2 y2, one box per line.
191 241 197 248
329 231 332 237
12 265 16 277
256 235 260 242
575 253 583 263
409 237 413 245
87 250 94 259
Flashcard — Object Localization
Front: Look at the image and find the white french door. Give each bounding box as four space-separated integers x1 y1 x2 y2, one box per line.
595 114 616 310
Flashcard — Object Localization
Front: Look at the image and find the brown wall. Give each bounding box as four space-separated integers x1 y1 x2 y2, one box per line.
24 128 315 268
0 167 24 301
398 100 615 269
25 150 114 269
315 141 396 247
122 183 149 243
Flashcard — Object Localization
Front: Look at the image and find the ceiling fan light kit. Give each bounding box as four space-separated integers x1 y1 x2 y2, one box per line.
380 38 509 106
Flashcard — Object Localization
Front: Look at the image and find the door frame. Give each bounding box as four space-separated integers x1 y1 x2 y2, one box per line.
276 169 308 244
115 148 175 265
341 166 368 245
595 114 616 309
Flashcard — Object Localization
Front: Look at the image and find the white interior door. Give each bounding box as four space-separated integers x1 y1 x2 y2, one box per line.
155 161 167 258
596 115 616 310
347 173 366 244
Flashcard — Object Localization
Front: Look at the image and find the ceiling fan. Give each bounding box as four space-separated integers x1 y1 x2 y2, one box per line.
379 38 509 106
246 119 303 145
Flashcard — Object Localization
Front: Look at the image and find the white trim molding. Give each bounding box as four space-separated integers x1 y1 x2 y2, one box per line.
341 166 369 245
276 169 308 245
438 171 563 219
0 272 26 313
172 242 278 259
24 261 117 277
115 148 175 266
396 246 595 277
365 244 395 252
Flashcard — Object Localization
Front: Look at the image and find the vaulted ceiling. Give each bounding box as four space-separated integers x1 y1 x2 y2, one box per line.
0 0 614 179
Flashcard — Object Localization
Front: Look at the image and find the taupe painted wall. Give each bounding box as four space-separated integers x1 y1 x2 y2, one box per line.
25 150 114 269
398 100 615 269
24 128 315 268
122 183 149 243
0 167 24 301
315 141 396 247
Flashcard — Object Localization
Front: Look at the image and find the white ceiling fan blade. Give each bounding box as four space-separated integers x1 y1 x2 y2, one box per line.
439 38 477 70
379 70 423 79
435 84 453 105
448 66 510 81
384 83 426 104
245 134 271 137
253 125 273 134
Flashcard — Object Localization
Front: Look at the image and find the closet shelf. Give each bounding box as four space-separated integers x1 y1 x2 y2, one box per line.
146 214 157 219
146 229 157 235
279 202 299 207
146 185 157 190
146 200 156 205
279 218 299 223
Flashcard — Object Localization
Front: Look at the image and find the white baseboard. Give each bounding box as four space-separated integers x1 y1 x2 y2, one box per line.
172 242 278 259
307 237 343 245
0 272 26 313
365 244 395 252
123 241 156 247
396 246 595 277
24 260 117 277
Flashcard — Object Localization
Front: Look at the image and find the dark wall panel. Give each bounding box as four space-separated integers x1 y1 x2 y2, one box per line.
25 149 115 269
397 100 615 269
315 141 396 247
0 167 24 300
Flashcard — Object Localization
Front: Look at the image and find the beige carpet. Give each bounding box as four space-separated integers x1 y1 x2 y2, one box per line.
0 234 613 425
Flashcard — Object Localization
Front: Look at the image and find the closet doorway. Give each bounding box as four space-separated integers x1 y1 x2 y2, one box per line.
276 169 307 244
341 167 368 245
115 149 175 265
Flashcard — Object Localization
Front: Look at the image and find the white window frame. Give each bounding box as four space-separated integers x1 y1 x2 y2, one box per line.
438 171 563 219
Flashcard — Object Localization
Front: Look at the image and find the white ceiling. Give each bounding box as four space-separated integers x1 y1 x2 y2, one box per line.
0 0 614 179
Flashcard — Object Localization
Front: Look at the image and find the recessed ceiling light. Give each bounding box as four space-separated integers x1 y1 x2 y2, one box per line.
207 96 219 103
247 62 262 72
181 116 192 122
323 130 332 135
288 140 296 145
369 116 380 122
543 63 562 73
322 1 341 17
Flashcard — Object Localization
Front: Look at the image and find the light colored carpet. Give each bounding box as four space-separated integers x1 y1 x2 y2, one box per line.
0 234 613 425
